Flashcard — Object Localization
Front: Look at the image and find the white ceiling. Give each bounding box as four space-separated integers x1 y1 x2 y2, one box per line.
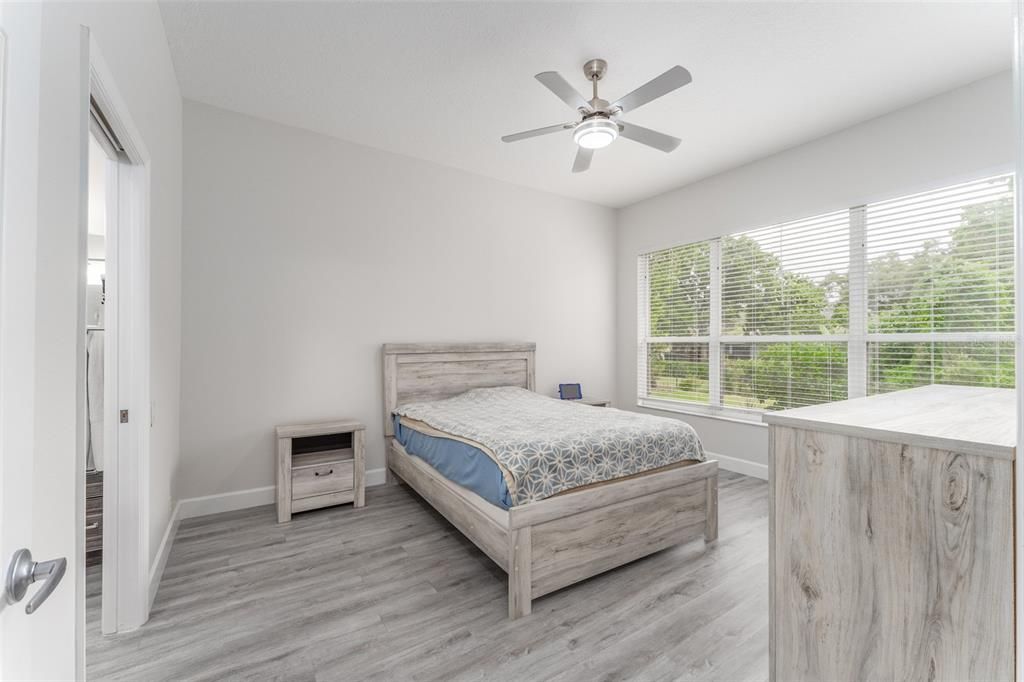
159 1 1013 208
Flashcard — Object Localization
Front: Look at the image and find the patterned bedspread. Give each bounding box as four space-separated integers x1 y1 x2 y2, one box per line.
394 386 704 505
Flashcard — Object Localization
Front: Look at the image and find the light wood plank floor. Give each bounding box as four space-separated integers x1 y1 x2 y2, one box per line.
87 472 768 681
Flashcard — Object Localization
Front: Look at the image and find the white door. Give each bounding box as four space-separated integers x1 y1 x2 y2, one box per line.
0 3 87 679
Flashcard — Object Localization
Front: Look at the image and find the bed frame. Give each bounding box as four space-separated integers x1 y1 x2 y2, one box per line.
382 342 718 619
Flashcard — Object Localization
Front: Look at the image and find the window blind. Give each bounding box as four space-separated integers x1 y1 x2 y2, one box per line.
639 242 712 404
719 211 849 410
721 211 850 337
638 173 1015 416
865 175 1015 394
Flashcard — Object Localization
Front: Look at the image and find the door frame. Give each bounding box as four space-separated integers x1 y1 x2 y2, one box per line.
87 36 152 636
1015 1 1024 678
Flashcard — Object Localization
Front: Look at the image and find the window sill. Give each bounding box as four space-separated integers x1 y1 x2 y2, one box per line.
636 398 769 427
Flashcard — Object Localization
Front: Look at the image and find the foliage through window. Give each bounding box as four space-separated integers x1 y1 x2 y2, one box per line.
638 174 1015 414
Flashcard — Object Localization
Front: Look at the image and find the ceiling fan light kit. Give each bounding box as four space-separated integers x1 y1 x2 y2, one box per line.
502 58 691 173
573 118 618 149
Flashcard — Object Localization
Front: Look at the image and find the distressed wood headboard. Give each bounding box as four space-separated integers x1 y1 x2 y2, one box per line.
382 342 536 437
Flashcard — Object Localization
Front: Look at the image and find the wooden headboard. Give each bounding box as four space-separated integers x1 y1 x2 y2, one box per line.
382 342 536 437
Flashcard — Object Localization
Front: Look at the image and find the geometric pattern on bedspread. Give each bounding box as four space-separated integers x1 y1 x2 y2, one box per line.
394 386 704 506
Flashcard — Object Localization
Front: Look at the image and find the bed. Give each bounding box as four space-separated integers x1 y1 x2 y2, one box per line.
382 342 719 619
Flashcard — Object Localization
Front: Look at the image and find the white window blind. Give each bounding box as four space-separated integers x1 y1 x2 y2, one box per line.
638 173 1015 417
865 175 1015 394
719 211 849 410
639 242 712 405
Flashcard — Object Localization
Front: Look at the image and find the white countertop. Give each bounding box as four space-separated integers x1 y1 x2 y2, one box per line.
762 385 1017 460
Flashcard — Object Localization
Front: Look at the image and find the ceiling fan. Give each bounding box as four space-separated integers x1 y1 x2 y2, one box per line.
501 59 692 173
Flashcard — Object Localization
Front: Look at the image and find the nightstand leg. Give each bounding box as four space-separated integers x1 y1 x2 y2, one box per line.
354 429 366 507
276 437 292 523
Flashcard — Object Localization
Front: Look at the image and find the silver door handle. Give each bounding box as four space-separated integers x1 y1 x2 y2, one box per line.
4 548 67 614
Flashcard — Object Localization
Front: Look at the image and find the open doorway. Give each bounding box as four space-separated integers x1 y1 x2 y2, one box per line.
82 43 153 644
83 105 119 638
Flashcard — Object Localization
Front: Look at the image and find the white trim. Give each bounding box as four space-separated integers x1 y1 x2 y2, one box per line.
865 332 1016 343
148 502 179 609
98 133 119 635
637 397 769 427
177 486 275 520
365 466 387 488
636 255 650 399
719 334 851 344
709 240 722 405
643 335 711 344
176 468 389 520
1011 1 1023 677
644 331 1013 346
848 205 867 398
709 451 769 481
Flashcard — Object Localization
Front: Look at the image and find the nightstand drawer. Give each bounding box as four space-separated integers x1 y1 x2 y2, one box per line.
292 459 353 499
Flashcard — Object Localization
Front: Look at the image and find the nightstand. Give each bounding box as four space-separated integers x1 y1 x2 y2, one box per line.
556 398 610 407
276 419 365 523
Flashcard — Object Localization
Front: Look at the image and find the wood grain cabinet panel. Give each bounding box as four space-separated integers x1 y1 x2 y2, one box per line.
292 459 354 499
766 386 1016 682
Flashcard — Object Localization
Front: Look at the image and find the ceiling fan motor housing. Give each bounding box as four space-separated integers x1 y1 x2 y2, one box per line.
583 58 608 81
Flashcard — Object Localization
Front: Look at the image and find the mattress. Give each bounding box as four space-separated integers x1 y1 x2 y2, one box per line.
394 415 513 509
394 386 704 507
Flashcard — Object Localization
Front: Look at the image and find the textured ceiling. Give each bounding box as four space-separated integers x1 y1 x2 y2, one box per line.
159 1 1013 208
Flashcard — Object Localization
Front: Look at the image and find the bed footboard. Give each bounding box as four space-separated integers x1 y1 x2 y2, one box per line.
387 438 718 620
507 459 718 619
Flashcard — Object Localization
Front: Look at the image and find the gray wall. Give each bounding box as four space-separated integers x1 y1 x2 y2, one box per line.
615 72 1015 475
179 101 617 500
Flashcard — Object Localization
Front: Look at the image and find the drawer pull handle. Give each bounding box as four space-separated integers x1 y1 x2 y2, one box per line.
314 469 334 477
85 522 99 530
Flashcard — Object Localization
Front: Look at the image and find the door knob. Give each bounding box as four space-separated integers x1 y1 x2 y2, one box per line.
4 548 67 614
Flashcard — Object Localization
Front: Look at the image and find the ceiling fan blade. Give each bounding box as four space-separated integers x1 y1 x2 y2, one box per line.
618 121 681 153
501 122 575 143
535 71 591 112
572 147 593 173
611 65 692 115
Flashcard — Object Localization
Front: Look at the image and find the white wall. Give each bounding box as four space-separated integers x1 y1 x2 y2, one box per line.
616 71 1015 474
179 101 616 502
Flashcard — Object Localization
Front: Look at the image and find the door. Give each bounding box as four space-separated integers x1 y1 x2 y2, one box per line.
0 3 87 679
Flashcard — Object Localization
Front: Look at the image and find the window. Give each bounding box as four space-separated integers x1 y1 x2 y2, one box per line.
638 174 1015 417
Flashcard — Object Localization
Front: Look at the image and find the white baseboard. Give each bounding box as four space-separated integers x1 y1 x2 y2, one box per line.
176 467 388 520
365 467 387 487
707 451 768 480
149 502 180 608
177 485 275 519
